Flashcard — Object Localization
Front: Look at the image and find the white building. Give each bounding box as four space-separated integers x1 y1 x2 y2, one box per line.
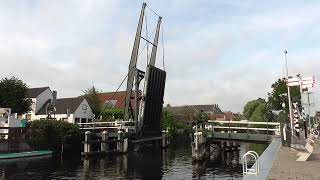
26 87 53 121
26 87 94 124
35 97 94 124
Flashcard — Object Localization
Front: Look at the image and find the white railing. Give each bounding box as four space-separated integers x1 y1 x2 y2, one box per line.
77 120 137 133
206 120 281 135
242 150 260 175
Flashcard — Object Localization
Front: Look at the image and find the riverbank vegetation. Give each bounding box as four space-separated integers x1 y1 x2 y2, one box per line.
27 120 83 153
243 78 301 124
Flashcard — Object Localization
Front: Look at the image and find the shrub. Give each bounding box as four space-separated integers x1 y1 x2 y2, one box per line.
100 108 124 121
27 120 83 153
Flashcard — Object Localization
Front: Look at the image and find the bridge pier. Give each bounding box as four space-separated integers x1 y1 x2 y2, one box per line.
161 130 169 148
84 131 91 154
101 131 109 152
117 131 128 153
192 132 208 162
81 129 169 156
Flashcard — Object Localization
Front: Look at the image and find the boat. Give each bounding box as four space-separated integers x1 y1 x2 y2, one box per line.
0 150 53 162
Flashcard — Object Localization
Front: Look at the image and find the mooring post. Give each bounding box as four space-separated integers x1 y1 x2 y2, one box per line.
123 138 128 153
84 131 91 154
117 130 124 153
101 131 109 153
162 130 166 148
192 131 207 162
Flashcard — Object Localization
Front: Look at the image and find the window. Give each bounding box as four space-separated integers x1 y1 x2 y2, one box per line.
88 118 92 123
81 118 86 123
82 104 87 110
75 118 80 124
105 100 117 108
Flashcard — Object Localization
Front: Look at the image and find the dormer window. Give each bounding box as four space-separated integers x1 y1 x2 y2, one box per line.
105 100 117 108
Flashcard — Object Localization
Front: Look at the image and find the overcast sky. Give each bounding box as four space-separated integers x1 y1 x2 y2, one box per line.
1 0 319 113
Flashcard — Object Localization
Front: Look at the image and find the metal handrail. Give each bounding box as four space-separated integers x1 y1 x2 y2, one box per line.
242 150 260 175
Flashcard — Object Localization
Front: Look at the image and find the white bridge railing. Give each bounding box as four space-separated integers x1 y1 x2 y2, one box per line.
78 120 137 133
204 120 281 135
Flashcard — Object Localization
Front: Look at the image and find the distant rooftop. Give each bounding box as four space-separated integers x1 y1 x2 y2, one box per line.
97 91 141 109
27 87 50 98
36 97 85 115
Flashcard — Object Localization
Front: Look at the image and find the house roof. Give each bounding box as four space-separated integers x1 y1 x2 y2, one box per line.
97 91 141 109
27 87 50 98
36 97 85 115
164 104 223 115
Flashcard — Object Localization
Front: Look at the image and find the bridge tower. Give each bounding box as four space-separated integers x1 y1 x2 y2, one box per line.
123 3 166 136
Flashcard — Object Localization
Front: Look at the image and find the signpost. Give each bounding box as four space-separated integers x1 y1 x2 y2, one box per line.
287 75 316 135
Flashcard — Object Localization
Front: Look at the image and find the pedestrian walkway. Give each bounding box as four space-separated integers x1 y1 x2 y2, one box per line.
267 137 320 180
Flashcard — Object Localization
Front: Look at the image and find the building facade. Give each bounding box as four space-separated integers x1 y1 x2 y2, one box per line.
25 87 94 124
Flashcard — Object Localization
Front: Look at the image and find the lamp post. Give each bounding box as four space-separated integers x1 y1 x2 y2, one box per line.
284 50 294 135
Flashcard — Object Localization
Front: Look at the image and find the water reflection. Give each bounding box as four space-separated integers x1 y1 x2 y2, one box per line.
0 142 267 180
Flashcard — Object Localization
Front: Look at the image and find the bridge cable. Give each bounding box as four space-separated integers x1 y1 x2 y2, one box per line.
161 22 165 71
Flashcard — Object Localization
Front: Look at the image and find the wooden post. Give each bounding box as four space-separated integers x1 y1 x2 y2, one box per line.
84 131 91 154
117 131 123 153
101 131 109 152
162 130 166 148
123 138 128 153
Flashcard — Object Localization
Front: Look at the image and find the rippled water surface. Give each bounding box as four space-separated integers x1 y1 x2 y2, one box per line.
0 143 267 180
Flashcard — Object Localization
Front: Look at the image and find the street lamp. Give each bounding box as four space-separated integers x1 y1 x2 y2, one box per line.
284 50 294 135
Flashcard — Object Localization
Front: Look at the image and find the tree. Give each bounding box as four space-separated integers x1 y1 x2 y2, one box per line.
268 78 301 113
243 98 275 122
162 111 177 137
82 86 102 117
197 111 208 124
0 77 32 114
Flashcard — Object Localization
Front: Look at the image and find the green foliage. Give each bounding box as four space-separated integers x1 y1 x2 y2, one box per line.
162 111 177 137
196 112 208 123
82 86 102 117
243 98 275 122
0 76 32 114
268 78 301 112
100 108 124 121
27 120 83 153
243 100 261 120
275 111 288 124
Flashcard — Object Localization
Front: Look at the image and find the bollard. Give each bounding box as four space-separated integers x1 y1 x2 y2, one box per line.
123 138 128 153
194 132 199 151
117 131 124 153
101 131 109 152
162 130 166 148
84 131 91 153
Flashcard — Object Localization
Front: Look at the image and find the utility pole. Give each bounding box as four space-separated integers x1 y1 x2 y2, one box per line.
284 50 294 135
306 92 312 132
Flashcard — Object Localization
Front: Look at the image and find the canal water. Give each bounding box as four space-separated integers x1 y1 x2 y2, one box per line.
0 142 267 180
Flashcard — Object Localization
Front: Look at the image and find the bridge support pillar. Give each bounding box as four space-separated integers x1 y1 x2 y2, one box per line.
101 131 109 152
117 131 123 153
117 131 128 153
161 130 169 148
84 131 91 154
192 132 207 162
